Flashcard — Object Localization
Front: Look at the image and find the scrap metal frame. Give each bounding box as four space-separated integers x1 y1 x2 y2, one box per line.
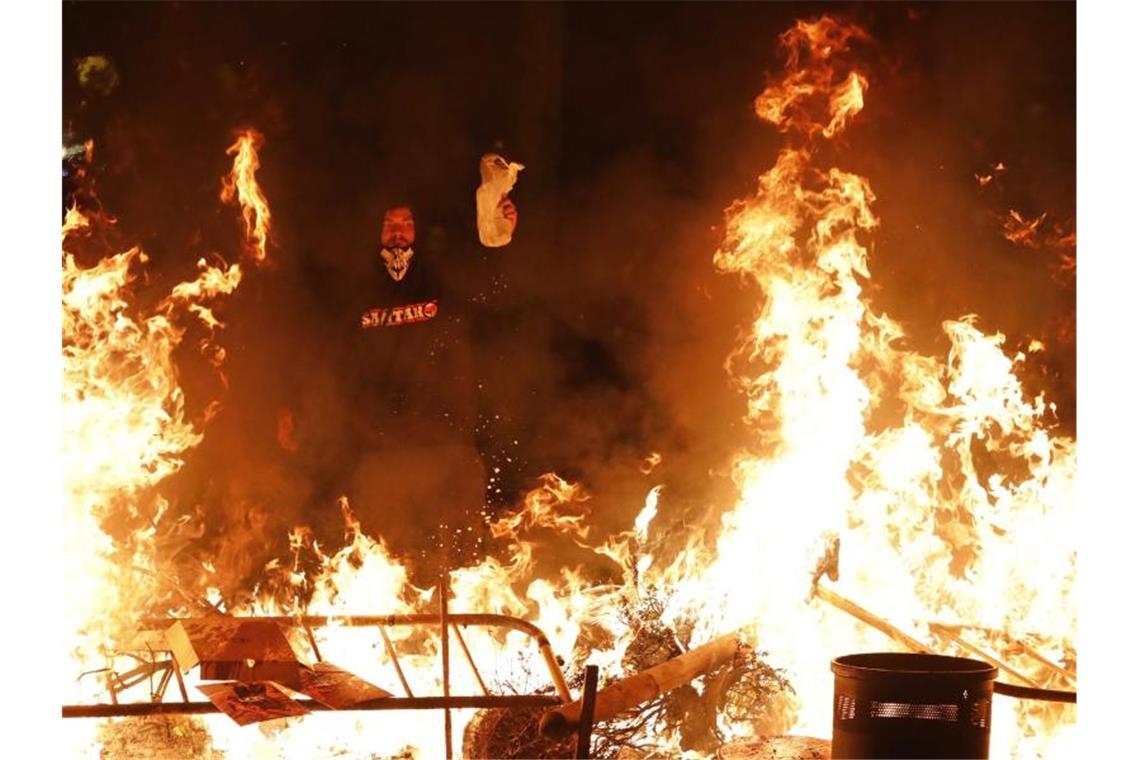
62 612 574 719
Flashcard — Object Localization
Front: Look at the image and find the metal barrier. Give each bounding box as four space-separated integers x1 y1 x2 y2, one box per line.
62 612 578 758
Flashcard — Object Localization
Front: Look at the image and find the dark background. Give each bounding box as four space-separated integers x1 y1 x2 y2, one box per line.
63 1 1075 588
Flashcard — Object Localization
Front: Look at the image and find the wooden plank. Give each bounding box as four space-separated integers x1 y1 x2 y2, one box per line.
815 585 935 655
929 624 1044 688
542 634 740 738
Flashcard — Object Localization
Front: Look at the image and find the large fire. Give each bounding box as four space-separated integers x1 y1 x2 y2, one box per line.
62 202 243 753
61 14 1074 760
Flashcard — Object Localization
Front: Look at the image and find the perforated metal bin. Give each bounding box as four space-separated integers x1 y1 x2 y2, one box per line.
831 652 997 759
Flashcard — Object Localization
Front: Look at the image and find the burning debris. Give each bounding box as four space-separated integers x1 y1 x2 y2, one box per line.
62 133 269 755
463 708 575 760
1001 209 1077 288
96 715 221 760
464 639 789 760
975 162 1007 188
1002 210 1049 248
62 7 1075 760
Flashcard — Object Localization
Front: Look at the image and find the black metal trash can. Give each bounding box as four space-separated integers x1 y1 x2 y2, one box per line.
831 653 997 759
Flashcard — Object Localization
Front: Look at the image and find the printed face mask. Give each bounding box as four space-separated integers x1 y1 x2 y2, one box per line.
380 246 414 281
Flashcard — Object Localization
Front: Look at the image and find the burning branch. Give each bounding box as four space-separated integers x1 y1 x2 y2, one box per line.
540 634 742 739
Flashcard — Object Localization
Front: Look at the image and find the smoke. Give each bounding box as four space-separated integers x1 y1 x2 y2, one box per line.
63 3 1074 592
848 4 1076 424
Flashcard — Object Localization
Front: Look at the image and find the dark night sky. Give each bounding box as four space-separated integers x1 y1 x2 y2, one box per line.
63 1 1075 585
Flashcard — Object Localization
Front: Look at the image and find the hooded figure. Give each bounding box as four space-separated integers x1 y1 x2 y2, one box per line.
343 203 486 577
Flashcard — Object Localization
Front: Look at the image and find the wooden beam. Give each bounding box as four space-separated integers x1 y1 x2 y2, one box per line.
541 633 740 738
815 584 935 655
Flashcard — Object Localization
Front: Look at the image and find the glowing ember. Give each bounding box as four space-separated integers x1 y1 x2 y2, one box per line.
1003 209 1049 248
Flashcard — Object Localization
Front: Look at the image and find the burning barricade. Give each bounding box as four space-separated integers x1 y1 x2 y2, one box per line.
61 12 1075 760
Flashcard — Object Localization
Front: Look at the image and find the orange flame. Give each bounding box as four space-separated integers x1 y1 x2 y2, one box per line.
220 128 272 265
62 204 90 239
754 17 871 139
62 135 261 756
63 18 1076 759
688 15 1076 755
1003 209 1048 248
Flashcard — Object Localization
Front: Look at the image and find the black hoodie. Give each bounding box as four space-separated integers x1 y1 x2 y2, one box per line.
343 227 480 449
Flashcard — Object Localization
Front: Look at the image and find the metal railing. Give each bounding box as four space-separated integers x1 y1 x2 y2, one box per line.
63 611 581 758
63 612 573 712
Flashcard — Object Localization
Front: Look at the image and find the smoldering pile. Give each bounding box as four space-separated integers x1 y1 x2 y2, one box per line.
464 583 793 759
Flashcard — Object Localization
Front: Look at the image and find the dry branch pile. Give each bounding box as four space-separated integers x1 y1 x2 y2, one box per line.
465 584 793 759
97 715 222 760
463 707 576 759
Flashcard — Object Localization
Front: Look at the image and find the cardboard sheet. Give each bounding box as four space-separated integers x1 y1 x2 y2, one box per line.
197 681 309 726
166 618 303 689
295 661 392 709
